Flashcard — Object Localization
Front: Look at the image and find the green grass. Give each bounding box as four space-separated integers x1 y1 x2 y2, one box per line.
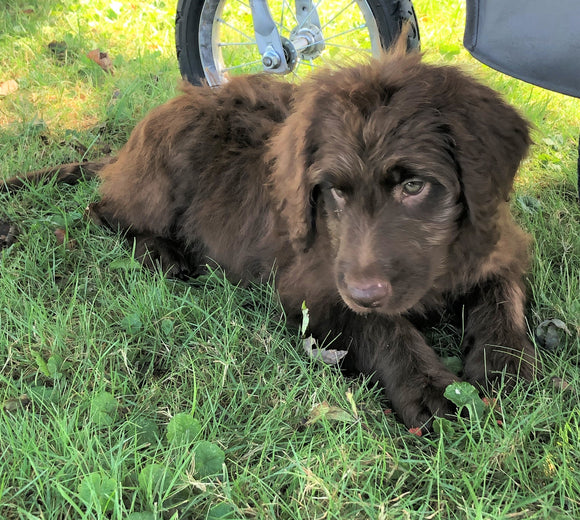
1 0 579 518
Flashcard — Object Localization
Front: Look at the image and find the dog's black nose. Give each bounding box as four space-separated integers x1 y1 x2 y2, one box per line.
346 279 391 308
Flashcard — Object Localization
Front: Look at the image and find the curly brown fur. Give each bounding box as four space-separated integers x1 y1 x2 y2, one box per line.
6 52 540 431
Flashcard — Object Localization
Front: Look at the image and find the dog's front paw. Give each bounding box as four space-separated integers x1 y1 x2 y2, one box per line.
464 337 539 392
133 235 198 280
391 374 460 433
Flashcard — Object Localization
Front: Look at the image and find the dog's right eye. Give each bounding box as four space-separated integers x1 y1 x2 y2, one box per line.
402 179 426 196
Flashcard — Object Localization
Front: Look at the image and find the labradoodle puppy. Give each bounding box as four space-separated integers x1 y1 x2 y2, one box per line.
5 51 539 431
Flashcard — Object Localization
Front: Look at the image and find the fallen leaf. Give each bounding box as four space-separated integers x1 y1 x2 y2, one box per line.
53 229 76 250
536 319 571 351
311 348 348 365
0 79 18 96
303 336 348 365
551 377 571 392
302 335 316 353
54 228 66 245
87 49 114 74
345 390 358 418
305 401 355 426
3 394 31 413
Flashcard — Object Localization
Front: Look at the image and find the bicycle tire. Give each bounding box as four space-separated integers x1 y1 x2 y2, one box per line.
176 0 420 85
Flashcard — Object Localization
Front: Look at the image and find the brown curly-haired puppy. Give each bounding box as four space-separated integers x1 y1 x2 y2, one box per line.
6 51 539 431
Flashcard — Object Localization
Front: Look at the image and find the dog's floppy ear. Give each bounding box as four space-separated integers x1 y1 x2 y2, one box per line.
268 95 320 252
445 76 531 240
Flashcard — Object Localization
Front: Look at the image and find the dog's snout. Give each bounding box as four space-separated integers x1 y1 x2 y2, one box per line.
345 278 392 308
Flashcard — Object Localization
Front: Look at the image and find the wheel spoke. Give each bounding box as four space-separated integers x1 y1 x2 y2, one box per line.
305 58 319 68
217 17 255 42
198 0 381 86
291 64 302 79
223 59 264 72
296 25 369 53
321 0 356 31
322 42 372 53
281 0 298 26
218 41 259 47
320 24 367 43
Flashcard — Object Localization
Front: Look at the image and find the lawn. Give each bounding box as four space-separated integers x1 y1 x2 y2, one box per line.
1 0 579 518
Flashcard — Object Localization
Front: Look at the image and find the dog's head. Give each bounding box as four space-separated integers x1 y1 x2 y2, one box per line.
269 53 530 315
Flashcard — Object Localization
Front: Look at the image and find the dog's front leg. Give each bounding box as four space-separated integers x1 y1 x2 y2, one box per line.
87 201 201 280
461 277 539 391
343 315 460 432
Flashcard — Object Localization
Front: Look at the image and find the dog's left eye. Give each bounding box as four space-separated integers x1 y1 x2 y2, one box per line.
402 179 425 196
330 187 346 207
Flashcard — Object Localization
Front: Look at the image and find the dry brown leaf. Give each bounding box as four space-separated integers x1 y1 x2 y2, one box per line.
54 228 77 249
551 377 571 392
0 79 19 96
3 394 31 413
0 221 19 249
87 49 114 74
54 228 66 245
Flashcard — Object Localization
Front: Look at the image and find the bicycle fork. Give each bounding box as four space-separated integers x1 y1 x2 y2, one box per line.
250 0 325 74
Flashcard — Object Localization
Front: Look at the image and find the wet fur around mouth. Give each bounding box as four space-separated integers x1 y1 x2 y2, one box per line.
5 49 540 431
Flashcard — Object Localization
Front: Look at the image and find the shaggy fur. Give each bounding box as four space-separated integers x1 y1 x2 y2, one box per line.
6 51 539 430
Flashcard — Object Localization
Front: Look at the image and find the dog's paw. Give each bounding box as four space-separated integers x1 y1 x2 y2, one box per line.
464 339 539 392
85 202 105 226
134 235 197 280
392 376 460 433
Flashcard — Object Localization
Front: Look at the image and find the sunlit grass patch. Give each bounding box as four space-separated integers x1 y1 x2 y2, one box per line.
0 0 579 518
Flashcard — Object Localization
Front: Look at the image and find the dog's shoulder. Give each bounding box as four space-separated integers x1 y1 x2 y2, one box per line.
176 75 295 116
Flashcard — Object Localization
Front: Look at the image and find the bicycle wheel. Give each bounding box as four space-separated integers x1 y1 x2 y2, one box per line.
176 0 420 85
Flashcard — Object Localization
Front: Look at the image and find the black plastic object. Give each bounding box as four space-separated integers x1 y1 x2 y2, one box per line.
464 0 580 199
464 0 580 98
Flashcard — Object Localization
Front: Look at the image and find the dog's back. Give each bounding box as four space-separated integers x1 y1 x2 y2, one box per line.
96 75 295 280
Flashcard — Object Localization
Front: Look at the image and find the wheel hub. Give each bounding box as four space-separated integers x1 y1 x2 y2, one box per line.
290 25 325 61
